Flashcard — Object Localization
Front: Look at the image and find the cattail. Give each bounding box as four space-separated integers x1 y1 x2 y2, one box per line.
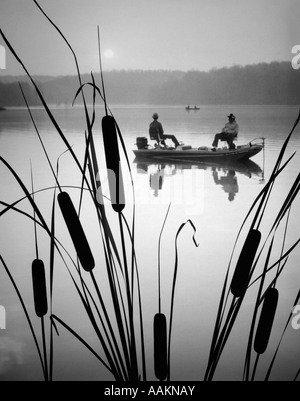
254 288 279 354
154 313 168 381
32 259 48 318
58 191 95 272
231 229 261 297
102 115 125 213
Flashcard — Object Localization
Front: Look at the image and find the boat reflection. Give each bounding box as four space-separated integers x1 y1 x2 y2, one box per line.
133 158 264 201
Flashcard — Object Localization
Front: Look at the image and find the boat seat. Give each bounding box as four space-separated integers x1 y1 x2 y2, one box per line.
150 133 162 143
220 134 238 142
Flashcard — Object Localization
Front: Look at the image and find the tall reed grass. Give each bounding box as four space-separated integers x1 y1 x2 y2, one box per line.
1 1 300 382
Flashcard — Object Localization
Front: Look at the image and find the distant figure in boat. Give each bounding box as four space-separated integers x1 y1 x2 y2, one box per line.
149 113 180 148
186 105 200 111
212 114 239 150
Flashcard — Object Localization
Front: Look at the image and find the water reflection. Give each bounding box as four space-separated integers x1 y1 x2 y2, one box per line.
150 168 165 197
0 337 23 377
134 158 263 201
0 109 33 136
212 169 238 202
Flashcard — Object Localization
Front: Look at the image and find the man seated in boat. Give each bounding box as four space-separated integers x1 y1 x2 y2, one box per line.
149 113 180 148
212 114 239 150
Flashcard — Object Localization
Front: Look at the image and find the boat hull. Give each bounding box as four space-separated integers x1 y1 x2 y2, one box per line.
133 144 263 162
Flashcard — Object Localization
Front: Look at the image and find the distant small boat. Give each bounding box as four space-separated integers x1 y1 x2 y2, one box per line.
0 106 6 111
186 105 200 111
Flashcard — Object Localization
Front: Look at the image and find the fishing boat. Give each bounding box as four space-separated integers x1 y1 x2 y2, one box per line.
133 137 264 163
186 105 200 111
134 156 263 177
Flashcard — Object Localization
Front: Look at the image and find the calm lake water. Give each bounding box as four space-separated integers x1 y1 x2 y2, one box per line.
1 104 300 381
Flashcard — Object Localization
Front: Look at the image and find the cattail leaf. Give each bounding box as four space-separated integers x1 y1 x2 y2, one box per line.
254 288 279 354
154 313 168 381
32 259 48 318
231 229 261 298
58 192 95 272
102 115 125 213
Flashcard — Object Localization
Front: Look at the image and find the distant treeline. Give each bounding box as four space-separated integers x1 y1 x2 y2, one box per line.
0 61 299 106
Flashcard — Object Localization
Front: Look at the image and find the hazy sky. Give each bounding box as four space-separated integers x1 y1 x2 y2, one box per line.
0 0 299 76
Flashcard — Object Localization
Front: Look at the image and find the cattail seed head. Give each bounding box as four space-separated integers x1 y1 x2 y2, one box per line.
32 259 48 318
254 288 279 354
102 115 125 213
58 191 95 272
231 229 261 297
154 313 168 381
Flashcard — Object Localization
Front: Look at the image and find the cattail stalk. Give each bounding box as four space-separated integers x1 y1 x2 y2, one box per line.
154 313 168 381
102 115 125 213
58 191 95 272
231 229 261 297
254 288 279 354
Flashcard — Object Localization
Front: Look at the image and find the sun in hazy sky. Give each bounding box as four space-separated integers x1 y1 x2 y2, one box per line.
104 49 114 59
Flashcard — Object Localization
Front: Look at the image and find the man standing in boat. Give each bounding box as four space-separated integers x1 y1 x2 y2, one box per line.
149 113 180 148
212 114 239 150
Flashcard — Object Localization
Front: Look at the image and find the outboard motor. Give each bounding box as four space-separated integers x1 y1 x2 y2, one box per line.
136 137 148 149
